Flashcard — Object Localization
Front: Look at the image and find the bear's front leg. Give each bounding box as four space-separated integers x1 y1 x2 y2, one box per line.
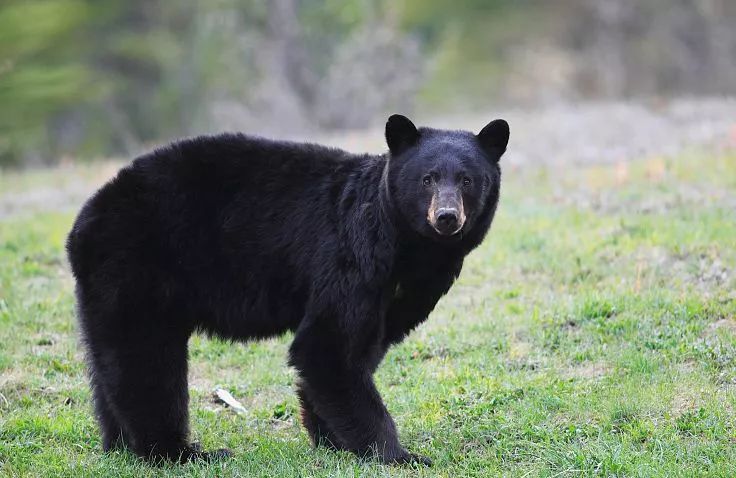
289 319 431 466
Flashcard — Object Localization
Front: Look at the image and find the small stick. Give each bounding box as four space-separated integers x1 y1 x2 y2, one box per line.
213 388 247 415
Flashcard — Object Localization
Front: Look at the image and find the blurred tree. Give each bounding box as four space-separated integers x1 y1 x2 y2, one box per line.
1 0 735 167
398 0 531 110
0 0 94 166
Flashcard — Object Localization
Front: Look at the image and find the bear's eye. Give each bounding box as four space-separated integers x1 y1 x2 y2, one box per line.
463 177 472 187
422 175 432 187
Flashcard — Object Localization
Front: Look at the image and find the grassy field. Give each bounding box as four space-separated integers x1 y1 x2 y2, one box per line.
1 149 735 477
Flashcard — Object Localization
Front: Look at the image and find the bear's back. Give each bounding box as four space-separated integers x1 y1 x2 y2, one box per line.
67 133 370 282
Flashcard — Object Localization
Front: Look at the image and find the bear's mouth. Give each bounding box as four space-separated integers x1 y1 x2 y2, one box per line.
431 223 464 237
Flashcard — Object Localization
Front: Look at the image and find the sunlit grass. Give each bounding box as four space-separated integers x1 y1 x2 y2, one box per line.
1 149 735 477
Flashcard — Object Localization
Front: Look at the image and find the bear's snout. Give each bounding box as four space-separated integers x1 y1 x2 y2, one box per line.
435 208 460 235
427 186 466 236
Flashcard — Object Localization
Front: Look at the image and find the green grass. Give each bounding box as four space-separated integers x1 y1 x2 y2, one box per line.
1 150 735 477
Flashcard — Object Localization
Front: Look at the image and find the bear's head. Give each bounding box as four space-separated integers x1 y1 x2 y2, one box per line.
384 114 509 244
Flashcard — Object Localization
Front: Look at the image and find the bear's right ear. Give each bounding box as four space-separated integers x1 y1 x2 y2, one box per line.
385 114 419 155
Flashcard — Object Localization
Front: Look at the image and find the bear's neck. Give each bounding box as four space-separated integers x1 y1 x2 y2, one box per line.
377 154 399 236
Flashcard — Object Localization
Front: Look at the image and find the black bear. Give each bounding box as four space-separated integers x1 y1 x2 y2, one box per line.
66 114 509 465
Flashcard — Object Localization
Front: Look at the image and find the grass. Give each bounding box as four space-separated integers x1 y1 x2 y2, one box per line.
1 149 735 477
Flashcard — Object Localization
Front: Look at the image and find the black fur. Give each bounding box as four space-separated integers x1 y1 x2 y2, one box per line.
66 115 509 465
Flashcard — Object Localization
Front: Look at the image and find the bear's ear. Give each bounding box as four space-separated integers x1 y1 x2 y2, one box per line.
477 119 510 161
385 114 419 155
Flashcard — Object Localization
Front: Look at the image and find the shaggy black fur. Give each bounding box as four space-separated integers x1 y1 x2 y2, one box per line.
66 115 509 465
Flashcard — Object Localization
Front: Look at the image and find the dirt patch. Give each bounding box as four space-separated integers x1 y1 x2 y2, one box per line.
508 328 532 359
562 361 610 380
620 246 732 295
670 361 702 415
671 391 703 416
707 319 736 336
188 362 245 393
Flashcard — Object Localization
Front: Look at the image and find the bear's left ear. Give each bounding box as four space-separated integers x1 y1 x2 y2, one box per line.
385 114 419 156
477 119 510 161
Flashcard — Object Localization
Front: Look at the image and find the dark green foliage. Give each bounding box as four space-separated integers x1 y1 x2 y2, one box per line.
3 0 736 166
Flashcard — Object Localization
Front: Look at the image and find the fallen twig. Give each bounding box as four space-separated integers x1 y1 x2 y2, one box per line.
213 388 247 415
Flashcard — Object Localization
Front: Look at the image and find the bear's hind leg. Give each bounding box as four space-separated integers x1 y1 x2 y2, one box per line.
99 336 225 463
90 375 130 451
297 385 342 450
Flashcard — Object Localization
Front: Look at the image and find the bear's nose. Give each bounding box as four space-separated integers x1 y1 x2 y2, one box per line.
435 208 460 235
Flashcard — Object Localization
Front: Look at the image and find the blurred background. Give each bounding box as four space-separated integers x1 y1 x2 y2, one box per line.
2 0 736 168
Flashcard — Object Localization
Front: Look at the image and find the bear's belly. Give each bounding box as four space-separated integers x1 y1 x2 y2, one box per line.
198 270 307 341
